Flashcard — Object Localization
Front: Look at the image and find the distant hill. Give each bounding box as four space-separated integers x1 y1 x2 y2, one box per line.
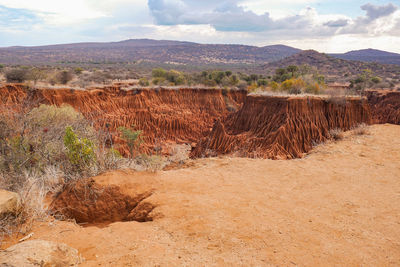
265 50 400 81
0 39 301 65
331 49 400 66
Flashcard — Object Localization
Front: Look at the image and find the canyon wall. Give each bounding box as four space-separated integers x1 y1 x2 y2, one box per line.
0 84 247 155
192 95 372 159
0 84 377 159
366 90 400 125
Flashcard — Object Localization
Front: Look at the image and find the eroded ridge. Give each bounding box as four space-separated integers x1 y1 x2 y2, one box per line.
192 95 372 159
366 90 400 125
0 85 247 155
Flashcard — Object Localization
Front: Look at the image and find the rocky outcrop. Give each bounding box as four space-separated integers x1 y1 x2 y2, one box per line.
0 189 21 217
366 90 400 125
0 240 81 266
192 95 372 159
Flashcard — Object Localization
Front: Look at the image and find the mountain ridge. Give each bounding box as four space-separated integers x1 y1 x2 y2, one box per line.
0 39 400 68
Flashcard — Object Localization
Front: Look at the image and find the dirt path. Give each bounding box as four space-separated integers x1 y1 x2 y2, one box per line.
6 124 400 266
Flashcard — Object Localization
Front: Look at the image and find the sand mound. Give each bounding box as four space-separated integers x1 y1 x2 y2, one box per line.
50 178 155 224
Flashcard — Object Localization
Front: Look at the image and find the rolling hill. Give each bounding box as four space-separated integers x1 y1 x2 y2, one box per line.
264 50 400 82
0 39 301 65
331 49 400 66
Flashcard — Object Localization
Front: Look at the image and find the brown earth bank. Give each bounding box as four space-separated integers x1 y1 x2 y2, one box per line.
366 90 400 125
2 124 400 266
0 84 246 156
0 84 380 160
193 94 371 159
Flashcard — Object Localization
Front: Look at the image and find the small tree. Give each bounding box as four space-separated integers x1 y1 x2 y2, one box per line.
152 68 167 78
257 79 268 87
286 65 299 77
225 70 232 77
27 68 46 85
118 126 143 159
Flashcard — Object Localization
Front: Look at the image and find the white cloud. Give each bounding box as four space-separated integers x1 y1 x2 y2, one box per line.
0 0 399 53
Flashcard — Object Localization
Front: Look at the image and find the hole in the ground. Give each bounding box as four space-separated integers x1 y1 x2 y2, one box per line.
49 179 155 226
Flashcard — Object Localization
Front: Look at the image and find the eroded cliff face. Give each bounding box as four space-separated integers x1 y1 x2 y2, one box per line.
0 84 246 155
1 84 376 159
366 90 400 125
192 95 372 159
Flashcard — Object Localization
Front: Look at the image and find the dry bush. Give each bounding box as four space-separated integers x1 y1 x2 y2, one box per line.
135 154 166 172
0 104 97 186
167 144 191 164
353 123 370 136
5 68 28 83
329 128 344 141
0 167 62 242
0 103 173 238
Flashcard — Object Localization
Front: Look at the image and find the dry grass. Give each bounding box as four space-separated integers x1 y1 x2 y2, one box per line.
352 123 370 136
329 128 344 141
0 167 63 244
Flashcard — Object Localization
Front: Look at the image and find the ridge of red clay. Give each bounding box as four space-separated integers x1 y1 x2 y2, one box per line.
366 89 400 125
192 94 371 159
1 84 391 160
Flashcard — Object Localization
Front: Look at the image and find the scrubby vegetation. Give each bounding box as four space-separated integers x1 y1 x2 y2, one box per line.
0 62 396 95
0 103 171 238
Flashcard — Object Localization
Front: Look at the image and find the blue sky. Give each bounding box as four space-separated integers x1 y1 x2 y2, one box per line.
0 0 399 52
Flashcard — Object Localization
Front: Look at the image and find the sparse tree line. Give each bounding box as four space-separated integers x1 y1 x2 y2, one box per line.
0 63 392 94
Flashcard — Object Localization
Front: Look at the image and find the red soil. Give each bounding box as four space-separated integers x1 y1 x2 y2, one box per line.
366 90 400 125
0 84 379 159
50 178 154 224
192 95 371 159
0 84 246 155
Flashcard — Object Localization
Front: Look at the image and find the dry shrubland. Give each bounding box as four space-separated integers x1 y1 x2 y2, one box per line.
0 103 170 238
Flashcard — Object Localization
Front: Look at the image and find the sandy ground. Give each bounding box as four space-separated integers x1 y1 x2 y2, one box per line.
4 124 400 266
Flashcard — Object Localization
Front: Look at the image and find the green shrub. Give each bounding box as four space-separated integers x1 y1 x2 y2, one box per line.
152 68 167 78
0 104 98 189
152 77 167 85
118 126 143 159
139 78 149 86
64 126 96 170
257 79 268 87
269 81 279 91
166 70 185 85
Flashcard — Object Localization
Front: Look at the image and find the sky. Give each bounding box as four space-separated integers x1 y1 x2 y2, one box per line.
0 0 399 53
